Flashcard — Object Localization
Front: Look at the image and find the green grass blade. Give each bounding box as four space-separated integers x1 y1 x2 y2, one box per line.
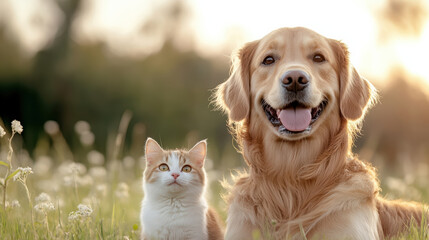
6 169 20 181
0 161 9 167
111 201 116 230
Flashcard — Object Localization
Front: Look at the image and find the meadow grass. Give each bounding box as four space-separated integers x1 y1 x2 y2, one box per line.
0 119 428 240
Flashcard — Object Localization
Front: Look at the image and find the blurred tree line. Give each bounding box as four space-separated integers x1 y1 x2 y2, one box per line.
0 0 234 163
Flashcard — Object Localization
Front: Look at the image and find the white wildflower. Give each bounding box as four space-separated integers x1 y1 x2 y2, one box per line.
115 182 129 199
11 120 23 134
62 176 73 187
34 202 55 213
13 167 33 182
68 213 79 222
123 156 135 169
68 204 93 222
11 200 20 208
74 121 90 135
33 156 53 175
74 121 94 146
70 162 87 175
0 178 4 186
35 192 52 204
82 196 99 206
0 126 5 137
79 131 94 146
5 200 21 209
44 120 59 135
77 174 93 187
89 167 107 180
77 204 93 216
95 184 107 197
87 150 105 166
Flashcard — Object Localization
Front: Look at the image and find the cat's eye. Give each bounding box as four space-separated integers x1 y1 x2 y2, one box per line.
182 165 192 173
159 164 169 171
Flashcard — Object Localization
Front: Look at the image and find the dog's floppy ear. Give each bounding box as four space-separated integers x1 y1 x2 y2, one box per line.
331 40 376 121
216 40 259 122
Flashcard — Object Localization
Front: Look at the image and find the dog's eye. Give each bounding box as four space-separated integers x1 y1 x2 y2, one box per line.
313 54 326 63
262 56 275 65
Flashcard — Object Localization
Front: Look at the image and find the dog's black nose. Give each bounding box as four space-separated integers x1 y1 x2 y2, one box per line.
281 70 310 92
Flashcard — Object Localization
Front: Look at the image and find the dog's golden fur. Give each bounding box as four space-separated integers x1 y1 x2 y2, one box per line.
215 27 427 239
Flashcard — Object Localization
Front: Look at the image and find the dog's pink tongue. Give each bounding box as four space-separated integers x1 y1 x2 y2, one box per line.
277 108 311 132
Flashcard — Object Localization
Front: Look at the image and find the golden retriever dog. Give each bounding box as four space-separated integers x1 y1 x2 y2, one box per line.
215 27 427 239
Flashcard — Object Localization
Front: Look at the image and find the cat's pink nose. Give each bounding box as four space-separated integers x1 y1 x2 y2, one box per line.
171 173 180 179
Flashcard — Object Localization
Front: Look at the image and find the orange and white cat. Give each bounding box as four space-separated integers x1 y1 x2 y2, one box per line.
140 138 224 240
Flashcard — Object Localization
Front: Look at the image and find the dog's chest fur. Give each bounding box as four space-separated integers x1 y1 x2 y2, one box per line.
228 156 380 239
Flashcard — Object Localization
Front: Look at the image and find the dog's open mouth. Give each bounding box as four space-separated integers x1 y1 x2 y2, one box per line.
262 99 328 134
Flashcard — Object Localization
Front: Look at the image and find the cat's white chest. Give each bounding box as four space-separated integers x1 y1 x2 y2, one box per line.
141 198 208 240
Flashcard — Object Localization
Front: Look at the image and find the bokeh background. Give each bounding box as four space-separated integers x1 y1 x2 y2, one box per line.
1 0 429 206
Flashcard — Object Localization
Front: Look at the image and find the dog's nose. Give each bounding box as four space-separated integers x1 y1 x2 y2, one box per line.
281 70 310 92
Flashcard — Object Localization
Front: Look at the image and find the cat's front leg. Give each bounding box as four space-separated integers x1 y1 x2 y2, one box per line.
225 200 257 240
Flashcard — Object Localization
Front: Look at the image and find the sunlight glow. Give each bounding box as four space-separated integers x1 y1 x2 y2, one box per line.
3 0 429 85
394 26 429 83
2 0 63 56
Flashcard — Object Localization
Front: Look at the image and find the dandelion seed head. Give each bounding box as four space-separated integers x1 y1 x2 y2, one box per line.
115 182 130 199
11 200 20 208
123 156 135 169
5 200 21 209
69 162 87 175
89 167 107 180
62 176 73 187
44 120 60 135
34 202 55 213
87 150 105 166
11 120 23 134
57 161 76 176
34 156 53 175
80 131 95 146
35 192 52 204
74 121 91 135
95 184 108 197
78 174 94 187
0 126 5 137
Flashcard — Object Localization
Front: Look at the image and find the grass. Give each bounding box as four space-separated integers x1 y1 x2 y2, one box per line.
0 118 428 239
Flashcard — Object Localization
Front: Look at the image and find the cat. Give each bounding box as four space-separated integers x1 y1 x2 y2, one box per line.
140 138 224 240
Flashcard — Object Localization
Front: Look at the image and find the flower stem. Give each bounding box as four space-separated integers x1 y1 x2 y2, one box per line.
45 213 53 239
22 181 37 237
7 132 15 169
2 132 15 211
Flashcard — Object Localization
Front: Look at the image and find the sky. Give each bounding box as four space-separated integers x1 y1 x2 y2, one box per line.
2 0 429 86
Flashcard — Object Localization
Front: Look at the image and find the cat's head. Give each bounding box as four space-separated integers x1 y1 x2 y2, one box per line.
143 138 207 194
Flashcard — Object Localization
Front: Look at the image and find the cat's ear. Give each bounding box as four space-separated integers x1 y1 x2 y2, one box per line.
145 138 164 166
188 140 207 168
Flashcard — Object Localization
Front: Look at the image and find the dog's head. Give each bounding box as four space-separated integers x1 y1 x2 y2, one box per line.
216 27 376 141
